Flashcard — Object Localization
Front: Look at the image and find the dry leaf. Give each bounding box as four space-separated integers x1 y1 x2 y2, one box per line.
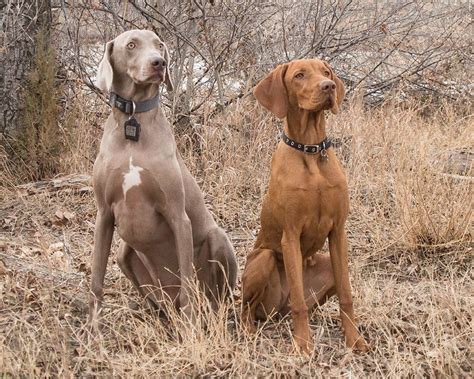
63 211 75 220
53 209 75 226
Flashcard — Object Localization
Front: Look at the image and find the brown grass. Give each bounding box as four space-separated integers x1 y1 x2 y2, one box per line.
0 97 472 376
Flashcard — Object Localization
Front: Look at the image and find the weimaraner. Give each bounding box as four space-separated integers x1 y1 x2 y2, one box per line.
89 29 237 324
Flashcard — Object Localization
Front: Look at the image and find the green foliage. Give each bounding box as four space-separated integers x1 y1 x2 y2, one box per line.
9 28 63 181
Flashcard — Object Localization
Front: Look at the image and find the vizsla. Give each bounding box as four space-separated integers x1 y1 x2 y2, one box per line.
241 59 368 353
89 30 237 325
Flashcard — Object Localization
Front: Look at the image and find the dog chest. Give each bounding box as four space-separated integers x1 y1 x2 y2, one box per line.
114 203 173 251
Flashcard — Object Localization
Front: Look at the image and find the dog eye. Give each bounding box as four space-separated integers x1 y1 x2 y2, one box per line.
158 43 164 49
295 72 304 79
127 42 136 49
324 70 330 77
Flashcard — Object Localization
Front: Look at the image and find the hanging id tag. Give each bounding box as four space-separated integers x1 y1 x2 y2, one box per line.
124 117 141 141
320 148 328 161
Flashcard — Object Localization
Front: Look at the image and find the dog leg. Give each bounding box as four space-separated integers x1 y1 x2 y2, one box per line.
328 227 368 352
88 209 114 328
281 231 312 353
155 169 194 319
303 253 337 309
241 248 280 332
168 213 194 319
117 241 160 309
197 228 237 308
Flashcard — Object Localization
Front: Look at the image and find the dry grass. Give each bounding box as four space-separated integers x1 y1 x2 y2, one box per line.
0 97 472 377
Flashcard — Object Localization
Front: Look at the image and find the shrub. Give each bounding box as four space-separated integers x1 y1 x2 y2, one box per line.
7 28 64 182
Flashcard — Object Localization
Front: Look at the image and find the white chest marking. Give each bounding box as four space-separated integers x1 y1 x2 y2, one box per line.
122 156 144 200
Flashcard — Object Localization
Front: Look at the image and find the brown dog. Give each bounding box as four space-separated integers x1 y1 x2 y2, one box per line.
241 59 368 353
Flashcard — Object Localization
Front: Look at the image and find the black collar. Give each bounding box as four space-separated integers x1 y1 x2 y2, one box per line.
110 92 160 115
281 131 332 155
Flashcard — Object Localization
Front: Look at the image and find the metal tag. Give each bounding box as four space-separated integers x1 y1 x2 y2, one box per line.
320 148 329 161
124 117 141 141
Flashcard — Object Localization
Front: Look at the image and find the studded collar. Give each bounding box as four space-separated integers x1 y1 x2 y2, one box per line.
281 131 332 156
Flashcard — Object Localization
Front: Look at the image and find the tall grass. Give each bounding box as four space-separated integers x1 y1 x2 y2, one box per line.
0 96 472 376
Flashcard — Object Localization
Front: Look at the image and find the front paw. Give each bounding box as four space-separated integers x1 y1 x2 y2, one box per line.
241 310 257 333
293 322 313 355
293 336 314 356
346 334 370 353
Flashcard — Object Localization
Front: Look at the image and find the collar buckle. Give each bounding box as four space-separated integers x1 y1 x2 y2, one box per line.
303 144 321 154
126 101 136 118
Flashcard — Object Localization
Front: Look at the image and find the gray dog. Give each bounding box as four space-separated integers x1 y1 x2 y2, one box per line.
89 29 237 324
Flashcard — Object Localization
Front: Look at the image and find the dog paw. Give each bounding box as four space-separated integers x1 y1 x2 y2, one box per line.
347 335 370 354
294 336 314 356
240 310 257 334
241 319 257 334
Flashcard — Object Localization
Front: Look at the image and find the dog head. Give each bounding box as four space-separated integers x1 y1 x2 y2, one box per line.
96 29 173 93
253 59 345 118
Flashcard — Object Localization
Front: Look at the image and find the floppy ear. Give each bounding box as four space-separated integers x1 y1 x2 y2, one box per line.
323 61 345 115
253 64 289 119
96 40 114 93
163 43 174 92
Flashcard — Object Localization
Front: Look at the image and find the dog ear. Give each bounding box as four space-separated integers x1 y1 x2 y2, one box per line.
253 64 289 119
96 40 114 93
163 43 174 92
323 61 345 115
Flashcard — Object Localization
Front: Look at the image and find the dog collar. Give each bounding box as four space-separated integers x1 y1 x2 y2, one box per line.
281 131 332 157
110 92 160 115
110 92 160 142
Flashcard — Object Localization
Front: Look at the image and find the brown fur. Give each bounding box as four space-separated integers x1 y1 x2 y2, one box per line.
241 59 368 353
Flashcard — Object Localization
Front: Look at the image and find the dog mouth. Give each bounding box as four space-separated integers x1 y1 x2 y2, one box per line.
134 66 165 84
146 70 164 83
300 94 335 112
128 69 164 85
323 96 335 109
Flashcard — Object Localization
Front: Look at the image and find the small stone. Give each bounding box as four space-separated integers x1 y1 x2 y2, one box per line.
52 250 64 259
49 242 64 252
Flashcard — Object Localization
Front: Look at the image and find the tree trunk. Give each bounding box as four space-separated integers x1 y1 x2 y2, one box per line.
0 0 52 136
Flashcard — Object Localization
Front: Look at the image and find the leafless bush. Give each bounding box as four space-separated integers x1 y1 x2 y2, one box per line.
54 0 472 119
7 28 67 181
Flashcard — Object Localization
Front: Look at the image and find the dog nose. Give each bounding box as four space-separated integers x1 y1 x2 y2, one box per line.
321 80 336 92
151 57 166 69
